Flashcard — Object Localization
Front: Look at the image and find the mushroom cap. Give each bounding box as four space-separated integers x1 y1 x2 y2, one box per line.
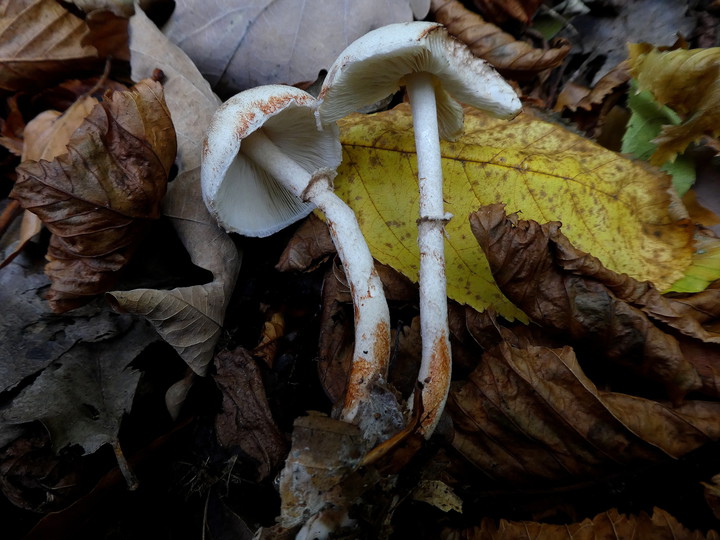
316 22 521 140
202 85 341 237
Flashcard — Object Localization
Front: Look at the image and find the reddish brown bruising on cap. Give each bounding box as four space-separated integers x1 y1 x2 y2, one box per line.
419 332 451 435
418 22 444 41
233 92 314 140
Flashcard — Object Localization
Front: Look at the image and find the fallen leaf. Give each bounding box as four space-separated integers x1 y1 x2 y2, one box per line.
0 256 159 459
469 0 542 25
0 94 26 155
108 7 241 377
558 0 695 84
213 348 288 482
555 61 631 113
683 190 720 229
0 424 89 512
431 0 570 77
336 105 696 320
703 474 720 521
412 480 463 514
1 98 98 269
469 204 701 398
162 0 429 94
622 78 695 194
69 0 133 17
0 336 147 455
11 79 175 312
671 230 720 293
0 254 147 396
449 343 720 486
629 44 720 165
0 0 101 91
85 9 131 62
253 310 285 369
276 213 337 273
442 507 719 539
550 229 720 345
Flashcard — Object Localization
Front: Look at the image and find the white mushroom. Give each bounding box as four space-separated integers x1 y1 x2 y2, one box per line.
201 85 390 426
316 22 522 437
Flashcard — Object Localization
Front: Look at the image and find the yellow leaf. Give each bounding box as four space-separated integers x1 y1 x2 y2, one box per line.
628 43 720 165
336 105 694 319
669 232 720 292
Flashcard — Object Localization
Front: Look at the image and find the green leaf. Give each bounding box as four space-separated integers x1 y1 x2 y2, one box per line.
622 79 695 195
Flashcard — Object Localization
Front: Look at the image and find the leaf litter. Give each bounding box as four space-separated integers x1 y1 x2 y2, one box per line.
2 0 720 538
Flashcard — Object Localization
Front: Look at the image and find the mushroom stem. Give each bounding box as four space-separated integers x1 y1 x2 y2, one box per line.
405 71 452 438
242 129 391 423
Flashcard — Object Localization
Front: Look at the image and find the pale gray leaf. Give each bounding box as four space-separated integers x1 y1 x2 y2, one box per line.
163 0 430 95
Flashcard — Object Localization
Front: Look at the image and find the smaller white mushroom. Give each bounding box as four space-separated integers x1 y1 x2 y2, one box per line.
201 85 391 427
316 22 522 438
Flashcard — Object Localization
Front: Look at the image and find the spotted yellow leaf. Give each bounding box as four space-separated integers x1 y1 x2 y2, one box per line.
335 105 695 320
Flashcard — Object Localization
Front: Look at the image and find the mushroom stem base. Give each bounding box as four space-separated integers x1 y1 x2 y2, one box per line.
305 173 392 428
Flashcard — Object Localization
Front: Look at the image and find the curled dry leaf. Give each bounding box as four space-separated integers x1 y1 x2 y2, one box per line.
703 474 720 521
253 310 285 369
442 507 718 539
276 213 337 272
108 7 241 378
449 343 720 487
555 61 631 113
430 0 570 77
629 43 720 165
469 204 702 399
0 0 100 91
213 348 288 482
317 265 355 406
551 231 720 345
11 79 176 312
470 0 542 25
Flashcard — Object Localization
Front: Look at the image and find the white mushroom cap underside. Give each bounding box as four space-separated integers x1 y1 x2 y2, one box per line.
317 22 521 140
202 85 341 237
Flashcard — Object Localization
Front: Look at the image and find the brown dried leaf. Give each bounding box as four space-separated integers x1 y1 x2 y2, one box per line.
0 95 26 155
276 213 336 273
318 266 355 406
449 343 720 486
1 97 98 269
469 204 701 400
317 258 419 405
0 0 100 91
703 474 720 521
470 0 542 25
430 0 570 77
107 7 241 378
85 9 130 62
253 310 285 369
555 61 631 113
214 348 288 482
551 232 720 345
11 79 176 312
443 507 719 539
